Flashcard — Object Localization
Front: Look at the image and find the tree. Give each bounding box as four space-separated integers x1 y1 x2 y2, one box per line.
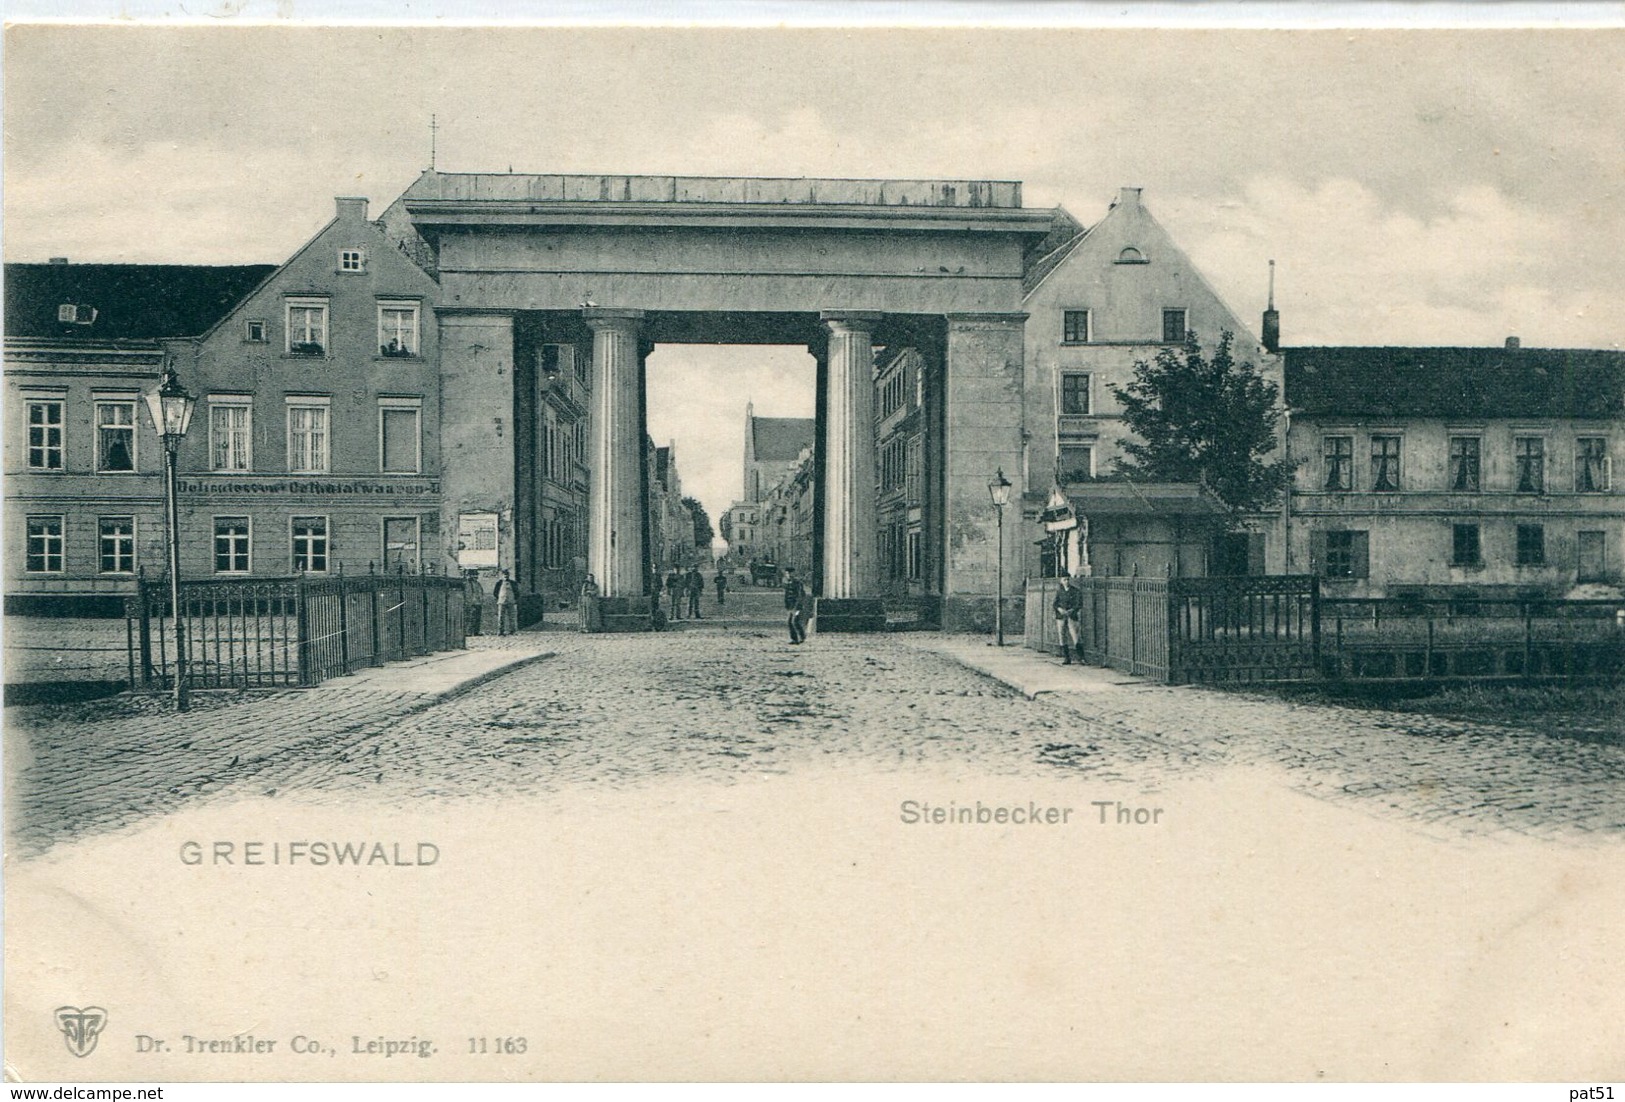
681 496 714 547
1109 330 1294 525
718 509 733 543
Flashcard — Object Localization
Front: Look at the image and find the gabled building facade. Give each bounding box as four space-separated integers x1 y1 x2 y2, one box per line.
164 196 443 583
1022 187 1283 579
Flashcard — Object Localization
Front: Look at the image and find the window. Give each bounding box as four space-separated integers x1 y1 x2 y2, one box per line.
25 399 64 470
1516 524 1546 567
57 303 77 323
244 319 267 343
98 516 135 574
907 528 922 580
1060 373 1091 415
291 516 329 573
1162 308 1187 343
383 517 420 573
214 517 251 573
1058 444 1094 484
1448 436 1481 492
1062 310 1091 344
380 400 422 474
25 515 64 573
286 299 328 356
95 400 136 472
1116 247 1146 264
287 401 330 473
539 343 576 383
339 249 365 272
1317 529 1369 579
1577 530 1608 583
1451 523 1482 567
1370 435 1402 492
1514 436 1545 493
209 400 252 472
1576 438 1609 492
1322 436 1353 491
378 302 420 357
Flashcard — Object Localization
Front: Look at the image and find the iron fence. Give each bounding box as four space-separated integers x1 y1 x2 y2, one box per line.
126 567 466 692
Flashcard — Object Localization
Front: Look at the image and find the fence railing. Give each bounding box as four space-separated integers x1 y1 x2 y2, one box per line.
126 567 466 691
1321 596 1624 682
1026 575 1622 685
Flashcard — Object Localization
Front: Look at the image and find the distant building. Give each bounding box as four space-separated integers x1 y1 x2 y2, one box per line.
1283 340 1625 598
742 402 814 504
875 347 925 594
4 259 276 612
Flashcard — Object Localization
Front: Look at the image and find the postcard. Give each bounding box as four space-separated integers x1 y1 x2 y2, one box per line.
4 20 1623 1085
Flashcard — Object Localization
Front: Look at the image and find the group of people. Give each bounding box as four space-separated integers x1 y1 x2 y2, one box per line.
463 568 519 637
663 566 727 621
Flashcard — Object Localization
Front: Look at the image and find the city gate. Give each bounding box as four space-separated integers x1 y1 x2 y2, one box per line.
388 172 1059 630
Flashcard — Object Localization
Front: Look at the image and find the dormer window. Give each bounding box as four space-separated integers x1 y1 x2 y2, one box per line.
57 303 96 324
339 249 366 273
1116 247 1148 264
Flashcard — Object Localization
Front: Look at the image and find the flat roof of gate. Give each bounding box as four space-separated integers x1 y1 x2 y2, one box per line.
401 171 1023 209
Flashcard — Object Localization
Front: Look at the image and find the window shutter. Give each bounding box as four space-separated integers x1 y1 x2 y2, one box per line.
1309 531 1326 576
1351 531 1370 579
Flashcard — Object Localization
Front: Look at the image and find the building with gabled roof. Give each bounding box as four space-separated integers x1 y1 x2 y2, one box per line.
742 403 816 504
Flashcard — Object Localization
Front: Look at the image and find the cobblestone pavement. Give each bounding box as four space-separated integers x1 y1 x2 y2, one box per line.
7 628 1622 854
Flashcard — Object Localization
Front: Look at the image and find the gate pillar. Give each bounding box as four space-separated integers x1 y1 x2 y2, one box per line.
820 311 882 601
584 308 647 598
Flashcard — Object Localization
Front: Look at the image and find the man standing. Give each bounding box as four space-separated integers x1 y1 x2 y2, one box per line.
493 568 518 637
783 567 808 645
1052 573 1083 665
714 568 728 607
464 570 485 637
685 565 704 620
667 569 684 620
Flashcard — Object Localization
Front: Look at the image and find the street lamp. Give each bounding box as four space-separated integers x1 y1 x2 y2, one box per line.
144 367 197 712
988 468 1013 646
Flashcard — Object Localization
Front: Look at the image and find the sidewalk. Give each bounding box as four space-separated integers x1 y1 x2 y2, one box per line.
902 633 1153 699
314 632 554 698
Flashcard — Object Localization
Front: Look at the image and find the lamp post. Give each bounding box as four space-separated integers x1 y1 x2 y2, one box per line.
988 468 1012 646
144 367 197 712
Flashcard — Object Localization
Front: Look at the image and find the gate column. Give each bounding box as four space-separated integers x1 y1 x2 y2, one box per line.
820 311 882 600
584 308 646 597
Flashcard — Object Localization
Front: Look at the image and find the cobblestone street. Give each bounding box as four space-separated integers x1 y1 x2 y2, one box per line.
8 625 1623 855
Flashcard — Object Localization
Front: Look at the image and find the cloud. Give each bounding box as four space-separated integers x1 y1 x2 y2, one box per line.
1162 177 1624 349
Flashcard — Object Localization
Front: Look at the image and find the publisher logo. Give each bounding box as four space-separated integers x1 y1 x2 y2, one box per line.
54 1006 107 1057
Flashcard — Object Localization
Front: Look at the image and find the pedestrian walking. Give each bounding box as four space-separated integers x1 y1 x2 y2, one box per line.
666 569 684 620
686 566 704 619
579 573 600 633
714 568 728 607
463 569 485 636
783 567 808 644
493 568 518 636
1052 573 1083 664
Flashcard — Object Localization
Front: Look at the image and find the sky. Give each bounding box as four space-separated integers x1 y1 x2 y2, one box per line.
5 24 1623 525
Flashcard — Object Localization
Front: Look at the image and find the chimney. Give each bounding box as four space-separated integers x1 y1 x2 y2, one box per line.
1505 336 1521 350
1114 186 1142 209
1261 259 1281 354
335 196 369 221
48 257 68 265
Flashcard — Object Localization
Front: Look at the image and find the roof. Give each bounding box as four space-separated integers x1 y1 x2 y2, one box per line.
1066 481 1228 517
1284 346 1625 419
4 263 277 342
750 416 816 462
402 170 1022 208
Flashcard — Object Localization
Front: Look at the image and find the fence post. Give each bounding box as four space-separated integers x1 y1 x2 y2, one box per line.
398 572 408 661
337 565 351 675
1523 603 1534 680
295 570 311 686
136 570 154 688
